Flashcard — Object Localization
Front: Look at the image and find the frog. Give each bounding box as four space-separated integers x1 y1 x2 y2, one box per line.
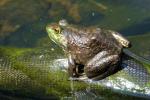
46 19 131 80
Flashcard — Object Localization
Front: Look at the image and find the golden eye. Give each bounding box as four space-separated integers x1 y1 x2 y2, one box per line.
54 27 60 34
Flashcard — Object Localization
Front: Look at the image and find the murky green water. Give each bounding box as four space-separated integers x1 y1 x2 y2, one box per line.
0 0 150 99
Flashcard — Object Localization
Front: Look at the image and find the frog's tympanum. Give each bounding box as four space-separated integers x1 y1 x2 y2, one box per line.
46 20 131 80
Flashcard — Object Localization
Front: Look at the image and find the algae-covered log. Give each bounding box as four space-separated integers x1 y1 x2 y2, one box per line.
0 46 146 99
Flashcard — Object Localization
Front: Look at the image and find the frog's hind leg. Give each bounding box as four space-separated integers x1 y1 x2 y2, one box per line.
84 51 120 80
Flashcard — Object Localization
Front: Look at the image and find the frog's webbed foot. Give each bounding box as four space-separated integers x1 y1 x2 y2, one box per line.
84 51 120 80
68 74 88 81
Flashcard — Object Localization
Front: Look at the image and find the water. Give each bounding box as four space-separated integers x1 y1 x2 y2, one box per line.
0 0 150 99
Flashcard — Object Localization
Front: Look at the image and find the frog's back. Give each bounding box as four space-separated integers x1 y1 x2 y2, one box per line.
63 27 122 64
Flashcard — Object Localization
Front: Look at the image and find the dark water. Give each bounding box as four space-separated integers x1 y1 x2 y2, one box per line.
0 0 150 100
0 0 150 47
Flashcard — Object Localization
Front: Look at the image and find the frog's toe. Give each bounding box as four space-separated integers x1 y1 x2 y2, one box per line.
68 75 88 81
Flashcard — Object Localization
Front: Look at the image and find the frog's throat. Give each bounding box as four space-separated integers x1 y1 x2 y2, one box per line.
59 34 67 48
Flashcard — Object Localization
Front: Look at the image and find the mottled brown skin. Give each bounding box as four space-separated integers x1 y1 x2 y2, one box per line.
62 26 123 80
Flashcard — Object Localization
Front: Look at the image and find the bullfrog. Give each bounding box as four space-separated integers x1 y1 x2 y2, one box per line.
46 20 131 80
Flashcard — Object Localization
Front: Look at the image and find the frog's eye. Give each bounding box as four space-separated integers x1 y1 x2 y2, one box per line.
54 27 61 34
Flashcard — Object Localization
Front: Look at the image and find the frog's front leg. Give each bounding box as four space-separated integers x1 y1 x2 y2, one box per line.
84 51 120 80
68 54 82 77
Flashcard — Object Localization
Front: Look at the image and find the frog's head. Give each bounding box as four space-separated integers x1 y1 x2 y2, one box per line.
46 23 67 48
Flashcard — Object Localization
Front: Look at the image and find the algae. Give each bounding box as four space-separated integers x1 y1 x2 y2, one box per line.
0 46 147 99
